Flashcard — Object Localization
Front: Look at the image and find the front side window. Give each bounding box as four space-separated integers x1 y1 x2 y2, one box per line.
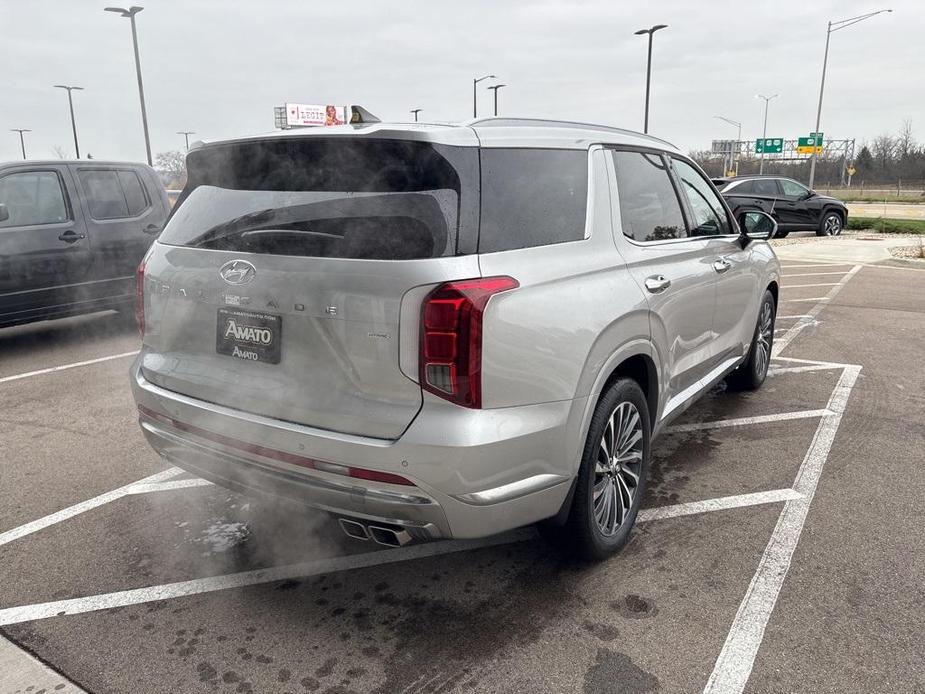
611 150 686 242
478 148 588 252
779 178 810 198
0 171 69 228
672 159 732 237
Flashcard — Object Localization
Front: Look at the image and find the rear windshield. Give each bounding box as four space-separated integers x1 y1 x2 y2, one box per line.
160 138 477 260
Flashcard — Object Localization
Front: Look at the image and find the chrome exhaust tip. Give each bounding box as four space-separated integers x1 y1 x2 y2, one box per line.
368 525 413 547
339 518 370 541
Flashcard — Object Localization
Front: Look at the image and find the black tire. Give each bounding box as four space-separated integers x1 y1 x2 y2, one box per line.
540 378 651 561
774 230 790 239
817 210 844 236
727 289 776 391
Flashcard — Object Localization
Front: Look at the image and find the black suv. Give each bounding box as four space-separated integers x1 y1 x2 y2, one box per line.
0 160 168 328
713 175 848 238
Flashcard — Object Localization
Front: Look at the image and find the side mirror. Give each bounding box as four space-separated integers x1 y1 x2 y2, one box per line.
0 203 9 223
738 210 777 245
803 190 817 200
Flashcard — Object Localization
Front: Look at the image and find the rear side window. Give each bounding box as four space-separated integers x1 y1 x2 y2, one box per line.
80 170 128 219
118 170 149 215
478 149 588 253
611 150 686 242
751 179 780 196
163 138 476 260
0 171 69 227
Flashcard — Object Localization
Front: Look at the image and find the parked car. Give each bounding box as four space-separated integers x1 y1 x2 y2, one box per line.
131 119 780 560
0 160 168 328
713 175 848 238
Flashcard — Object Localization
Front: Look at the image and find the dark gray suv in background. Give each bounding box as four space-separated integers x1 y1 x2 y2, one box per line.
0 160 168 328
132 118 780 560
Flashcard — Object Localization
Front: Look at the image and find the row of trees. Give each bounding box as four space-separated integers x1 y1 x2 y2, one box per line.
691 121 925 189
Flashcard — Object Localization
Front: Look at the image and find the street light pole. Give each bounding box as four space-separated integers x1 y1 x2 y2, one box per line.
410 109 422 122
714 116 742 176
487 84 506 117
105 6 153 166
634 24 668 134
807 9 892 189
756 93 778 174
11 129 31 160
53 85 84 158
177 131 195 150
472 74 496 118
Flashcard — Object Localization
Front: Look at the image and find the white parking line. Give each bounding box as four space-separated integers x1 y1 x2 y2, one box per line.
774 265 861 355
126 478 213 495
780 263 852 269
774 314 813 320
0 468 180 547
0 489 807 627
767 364 843 376
782 283 839 289
0 351 139 385
637 489 802 522
784 296 830 303
781 271 850 278
703 364 861 694
664 409 831 434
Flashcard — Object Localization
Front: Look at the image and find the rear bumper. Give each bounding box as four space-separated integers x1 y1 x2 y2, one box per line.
131 360 582 540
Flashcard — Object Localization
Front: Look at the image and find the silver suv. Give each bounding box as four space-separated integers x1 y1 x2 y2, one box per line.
131 118 780 560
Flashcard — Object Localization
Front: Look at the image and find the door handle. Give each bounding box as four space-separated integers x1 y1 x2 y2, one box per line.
142 224 161 234
644 275 671 293
57 231 86 243
713 258 731 274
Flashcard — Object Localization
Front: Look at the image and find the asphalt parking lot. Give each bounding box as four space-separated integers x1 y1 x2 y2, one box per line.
2 248 924 694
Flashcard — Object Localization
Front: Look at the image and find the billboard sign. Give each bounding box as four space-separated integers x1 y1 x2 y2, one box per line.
284 103 347 127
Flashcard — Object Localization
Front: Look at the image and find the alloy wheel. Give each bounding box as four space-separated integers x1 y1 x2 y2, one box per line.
824 214 842 236
755 299 774 377
593 402 644 536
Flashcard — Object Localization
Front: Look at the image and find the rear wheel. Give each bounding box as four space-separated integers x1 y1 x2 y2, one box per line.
817 210 844 236
541 378 650 561
727 289 776 391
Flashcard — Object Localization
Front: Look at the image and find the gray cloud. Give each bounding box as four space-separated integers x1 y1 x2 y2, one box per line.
1 0 922 162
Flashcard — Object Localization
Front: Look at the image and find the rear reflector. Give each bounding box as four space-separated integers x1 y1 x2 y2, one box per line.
136 405 415 486
419 276 518 408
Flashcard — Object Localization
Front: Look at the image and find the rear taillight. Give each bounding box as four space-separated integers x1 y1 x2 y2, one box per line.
134 259 145 337
419 276 518 408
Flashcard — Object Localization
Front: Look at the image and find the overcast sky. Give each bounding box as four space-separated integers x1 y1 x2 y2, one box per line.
2 0 922 163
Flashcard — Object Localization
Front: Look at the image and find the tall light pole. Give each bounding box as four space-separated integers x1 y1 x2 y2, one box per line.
634 24 668 134
53 85 84 158
714 116 742 176
756 94 778 174
807 9 892 189
105 6 153 166
177 130 195 150
410 109 422 122
11 129 31 160
487 84 506 117
472 74 496 118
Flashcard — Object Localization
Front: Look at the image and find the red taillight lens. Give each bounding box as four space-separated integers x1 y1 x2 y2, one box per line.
134 259 145 337
419 276 518 408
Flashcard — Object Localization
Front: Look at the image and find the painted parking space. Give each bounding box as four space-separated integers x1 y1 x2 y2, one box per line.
4 255 924 693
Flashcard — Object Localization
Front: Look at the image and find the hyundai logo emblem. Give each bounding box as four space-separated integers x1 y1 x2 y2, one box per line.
219 260 256 285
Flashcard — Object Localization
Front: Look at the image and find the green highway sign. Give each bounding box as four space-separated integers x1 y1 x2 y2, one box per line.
755 138 783 154
799 135 823 147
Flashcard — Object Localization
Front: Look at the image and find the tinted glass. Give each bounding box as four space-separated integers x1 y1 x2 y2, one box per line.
162 138 474 259
730 180 754 194
752 179 780 196
80 169 130 219
478 149 588 252
673 159 731 237
779 178 809 197
118 170 148 215
0 171 69 227
611 150 685 242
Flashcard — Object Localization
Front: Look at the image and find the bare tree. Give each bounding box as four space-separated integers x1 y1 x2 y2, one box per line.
154 150 187 188
897 120 915 158
51 145 68 159
871 134 896 169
